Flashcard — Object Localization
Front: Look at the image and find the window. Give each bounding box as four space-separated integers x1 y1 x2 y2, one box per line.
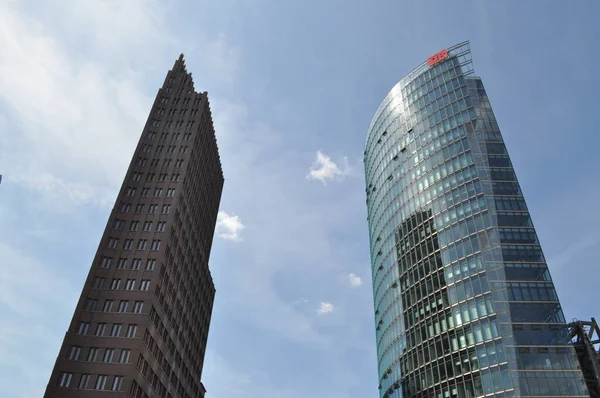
76 322 90 335
102 300 114 312
143 221 153 231
118 300 128 313
132 172 141 182
110 324 122 337
95 323 106 336
151 240 161 250
153 188 163 197
100 257 112 269
161 205 170 214
150 158 159 167
175 159 184 168
119 203 131 213
130 221 139 231
156 222 166 232
168 145 176 153
171 174 180 181
112 219 124 229
92 277 105 289
117 258 127 269
67 346 81 360
108 238 119 249
133 301 144 313
123 239 133 250
149 204 158 214
58 372 72 387
110 279 121 290
159 173 168 181
95 375 107 390
146 259 156 271
87 347 98 362
180 146 188 153
126 324 138 338
141 187 150 197
78 374 91 389
84 299 97 311
137 239 147 250
103 348 115 363
126 187 136 196
166 188 175 197
119 349 131 364
135 204 145 213
131 258 141 270
139 280 150 291
125 279 136 290
112 376 124 391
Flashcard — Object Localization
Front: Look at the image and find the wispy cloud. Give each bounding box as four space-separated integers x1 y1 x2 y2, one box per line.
216 211 245 241
306 151 351 185
348 273 363 287
317 302 334 315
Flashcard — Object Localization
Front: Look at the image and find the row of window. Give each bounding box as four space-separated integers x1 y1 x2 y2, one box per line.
126 187 177 198
67 345 130 364
58 373 123 391
131 173 181 182
135 157 185 168
107 238 161 251
113 219 167 232
151 119 195 129
75 322 138 338
120 203 171 214
84 298 145 313
91 276 150 291
100 257 156 271
141 144 188 154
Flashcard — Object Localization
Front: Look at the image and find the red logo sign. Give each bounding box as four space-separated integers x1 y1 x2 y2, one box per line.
427 49 448 67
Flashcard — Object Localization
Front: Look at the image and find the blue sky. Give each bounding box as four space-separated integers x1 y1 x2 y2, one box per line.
1 1 599 397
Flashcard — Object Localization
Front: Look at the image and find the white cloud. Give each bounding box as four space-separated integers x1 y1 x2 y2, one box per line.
306 151 351 185
348 273 363 287
317 302 334 315
216 211 245 241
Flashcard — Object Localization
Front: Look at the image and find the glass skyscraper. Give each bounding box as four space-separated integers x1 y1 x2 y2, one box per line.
364 42 588 397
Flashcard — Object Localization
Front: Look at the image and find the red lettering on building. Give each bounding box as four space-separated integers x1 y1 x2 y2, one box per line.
427 49 449 67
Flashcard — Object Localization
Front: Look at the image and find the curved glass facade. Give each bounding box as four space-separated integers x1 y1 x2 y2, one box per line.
365 42 587 398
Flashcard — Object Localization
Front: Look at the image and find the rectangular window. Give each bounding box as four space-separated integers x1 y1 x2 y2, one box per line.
102 300 114 312
110 324 122 337
156 222 166 232
162 205 170 214
108 238 119 249
126 324 138 338
100 257 112 269
125 279 136 290
110 279 121 290
79 374 91 389
136 239 147 250
130 221 139 231
145 259 156 271
139 280 150 291
131 258 141 270
84 298 97 311
133 301 144 313
166 188 175 197
141 188 150 197
117 257 127 269
123 239 133 250
76 322 90 335
126 187 136 196
151 240 161 250
117 300 128 313
119 349 131 364
112 219 123 229
103 348 115 363
58 372 72 387
143 221 153 231
149 204 158 214
153 188 163 197
160 173 168 181
67 346 81 360
112 376 124 391
87 347 98 362
119 203 131 212
92 277 104 289
135 204 144 213
95 323 106 336
95 375 107 390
